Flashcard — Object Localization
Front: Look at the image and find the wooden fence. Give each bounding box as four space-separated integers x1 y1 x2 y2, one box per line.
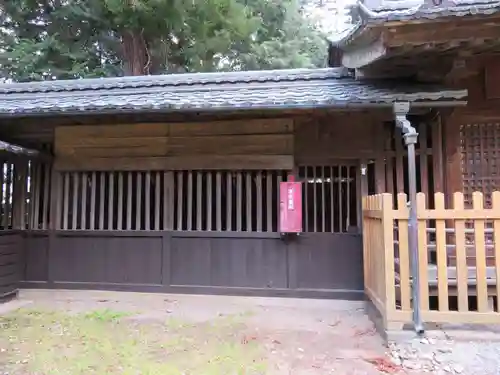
363 192 500 331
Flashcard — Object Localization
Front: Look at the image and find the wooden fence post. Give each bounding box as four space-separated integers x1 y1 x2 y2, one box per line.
382 193 396 318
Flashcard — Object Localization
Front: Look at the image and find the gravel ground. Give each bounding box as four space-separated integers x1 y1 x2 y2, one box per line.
3 290 500 375
388 335 500 375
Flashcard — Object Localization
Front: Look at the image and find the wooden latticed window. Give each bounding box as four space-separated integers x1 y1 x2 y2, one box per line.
56 169 286 232
299 164 358 233
461 123 500 208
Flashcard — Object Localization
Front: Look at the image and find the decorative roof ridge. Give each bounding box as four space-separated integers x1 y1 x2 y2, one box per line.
0 67 351 94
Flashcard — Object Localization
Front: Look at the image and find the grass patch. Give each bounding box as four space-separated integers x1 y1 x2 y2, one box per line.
82 308 132 322
0 308 267 375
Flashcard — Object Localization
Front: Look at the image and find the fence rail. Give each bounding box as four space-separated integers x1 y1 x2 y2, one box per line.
363 191 500 331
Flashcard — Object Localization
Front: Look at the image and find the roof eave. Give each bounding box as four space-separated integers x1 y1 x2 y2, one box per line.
0 98 468 119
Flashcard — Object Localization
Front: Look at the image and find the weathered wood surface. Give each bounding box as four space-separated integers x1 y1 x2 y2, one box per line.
0 232 22 299
55 119 295 171
21 230 364 299
364 192 500 331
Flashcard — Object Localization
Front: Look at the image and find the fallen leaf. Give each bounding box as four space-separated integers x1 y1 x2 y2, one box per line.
365 357 402 374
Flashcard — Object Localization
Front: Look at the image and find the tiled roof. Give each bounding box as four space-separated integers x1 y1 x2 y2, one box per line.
0 68 467 116
358 0 500 22
331 0 500 47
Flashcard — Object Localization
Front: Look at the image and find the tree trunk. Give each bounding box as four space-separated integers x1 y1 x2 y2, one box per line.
122 30 150 76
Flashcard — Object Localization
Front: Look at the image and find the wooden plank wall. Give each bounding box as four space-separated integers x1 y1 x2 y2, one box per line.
54 119 294 171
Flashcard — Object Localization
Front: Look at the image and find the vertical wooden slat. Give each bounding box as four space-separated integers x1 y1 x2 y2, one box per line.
419 123 429 200
266 171 272 232
71 172 79 230
177 172 184 231
145 172 151 230
386 156 394 195
304 167 309 232
185 171 192 230
32 164 41 229
432 117 444 193
118 172 124 230
382 194 396 312
453 192 468 312
313 167 317 232
99 172 105 230
256 171 262 232
4 164 12 228
216 172 221 231
346 165 351 232
207 172 213 231
375 157 386 193
277 171 283 229
0 161 5 228
108 172 114 230
163 172 168 230
226 172 232 231
136 172 142 230
90 172 96 230
321 166 325 232
81 172 87 230
236 171 242 231
42 165 50 230
492 191 500 312
397 193 411 311
48 168 62 230
359 161 369 232
166 171 175 230
337 166 342 233
435 192 449 311
385 128 395 196
330 166 334 233
473 192 488 312
196 171 202 231
154 172 160 231
395 130 405 194
417 193 430 310
246 172 252 232
127 172 132 230
144 171 151 230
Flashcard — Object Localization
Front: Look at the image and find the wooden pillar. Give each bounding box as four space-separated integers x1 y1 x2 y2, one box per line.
443 110 463 204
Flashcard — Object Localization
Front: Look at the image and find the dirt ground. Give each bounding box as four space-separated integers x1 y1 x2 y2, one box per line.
0 289 408 375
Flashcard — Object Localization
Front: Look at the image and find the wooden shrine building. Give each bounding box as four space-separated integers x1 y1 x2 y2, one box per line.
1 0 500 331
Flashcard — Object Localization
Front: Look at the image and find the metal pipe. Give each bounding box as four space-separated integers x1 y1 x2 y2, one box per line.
394 102 424 335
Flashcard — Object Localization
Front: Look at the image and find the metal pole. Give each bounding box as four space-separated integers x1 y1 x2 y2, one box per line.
394 102 424 334
404 133 424 334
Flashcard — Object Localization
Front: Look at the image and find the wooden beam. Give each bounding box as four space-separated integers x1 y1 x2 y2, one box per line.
54 155 294 171
385 22 500 47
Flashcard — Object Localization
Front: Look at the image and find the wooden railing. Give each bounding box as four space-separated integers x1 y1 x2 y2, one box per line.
363 192 500 331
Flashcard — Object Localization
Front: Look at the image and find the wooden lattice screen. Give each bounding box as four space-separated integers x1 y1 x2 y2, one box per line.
56 170 287 232
299 164 358 233
461 123 500 208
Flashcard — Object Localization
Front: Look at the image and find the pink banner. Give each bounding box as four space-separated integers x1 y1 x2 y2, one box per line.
279 181 302 233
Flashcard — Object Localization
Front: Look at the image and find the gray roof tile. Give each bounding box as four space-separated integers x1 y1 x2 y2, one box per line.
0 68 467 116
331 0 500 47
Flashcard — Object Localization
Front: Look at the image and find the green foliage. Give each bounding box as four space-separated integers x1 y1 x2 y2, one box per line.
0 0 327 81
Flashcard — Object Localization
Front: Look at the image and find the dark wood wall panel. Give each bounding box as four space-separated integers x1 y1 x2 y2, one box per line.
50 235 163 284
23 234 49 282
0 232 23 299
170 236 288 288
294 233 363 291
21 231 363 299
